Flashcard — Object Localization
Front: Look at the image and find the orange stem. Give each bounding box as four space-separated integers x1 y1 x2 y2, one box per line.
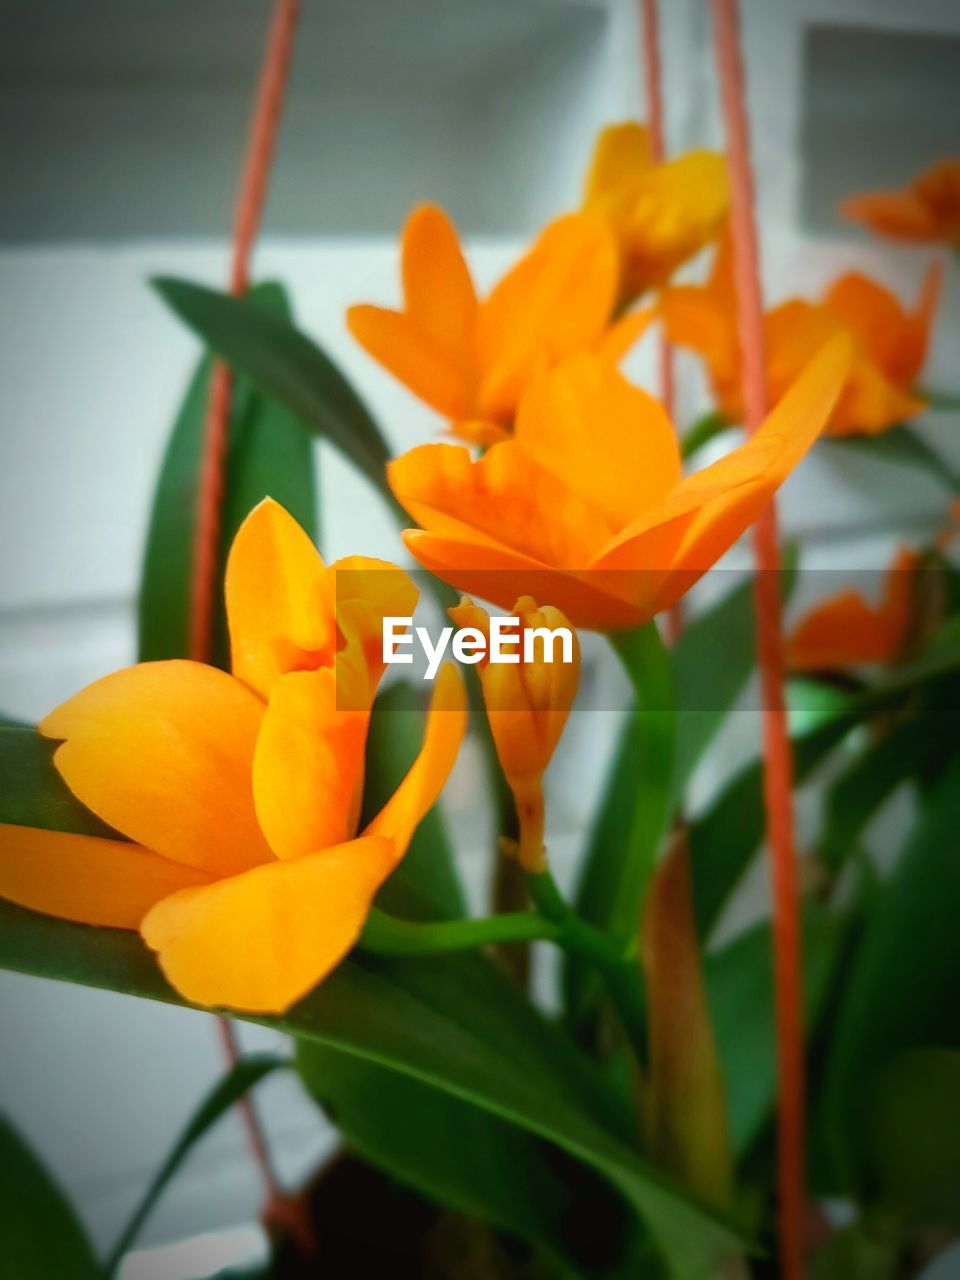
187 0 302 1220
709 3 805 1277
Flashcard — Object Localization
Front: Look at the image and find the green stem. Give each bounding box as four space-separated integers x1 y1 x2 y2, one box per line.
526 868 647 1061
361 905 559 955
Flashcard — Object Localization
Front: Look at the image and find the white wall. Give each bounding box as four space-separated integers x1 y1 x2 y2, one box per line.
0 0 957 1268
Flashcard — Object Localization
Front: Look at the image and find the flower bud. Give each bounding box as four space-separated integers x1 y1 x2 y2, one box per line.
449 596 580 870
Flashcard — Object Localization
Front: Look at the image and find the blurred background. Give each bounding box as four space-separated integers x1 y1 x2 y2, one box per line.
1 0 958 1272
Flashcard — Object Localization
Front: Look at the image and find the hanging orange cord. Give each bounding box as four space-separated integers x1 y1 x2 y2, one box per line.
638 0 683 642
187 0 305 1238
709 3 806 1278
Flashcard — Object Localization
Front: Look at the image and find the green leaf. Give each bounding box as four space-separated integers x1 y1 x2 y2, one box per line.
819 761 960 1192
152 277 392 497
817 720 936 875
857 1048 960 1228
298 1042 632 1272
139 281 317 666
0 894 743 1279
689 633 960 939
671 555 797 791
706 907 847 1157
361 681 465 922
0 1112 102 1280
0 725 118 839
825 425 960 493
565 625 675 1040
0 724 744 1277
809 1225 895 1280
106 1055 288 1274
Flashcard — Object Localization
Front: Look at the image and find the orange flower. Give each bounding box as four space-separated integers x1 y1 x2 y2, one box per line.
583 123 729 304
661 233 941 435
388 339 851 633
347 204 651 447
448 596 580 870
786 547 919 671
842 159 960 246
0 500 466 1013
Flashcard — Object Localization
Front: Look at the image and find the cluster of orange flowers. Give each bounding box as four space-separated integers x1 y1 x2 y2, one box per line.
0 131 954 1014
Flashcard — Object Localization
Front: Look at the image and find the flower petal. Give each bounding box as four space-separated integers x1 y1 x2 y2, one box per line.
225 498 334 701
0 824 213 930
40 661 273 876
583 122 653 209
253 660 371 860
402 204 477 366
478 213 619 420
840 192 941 242
620 151 729 294
141 836 394 1012
403 529 646 631
364 664 466 862
388 441 617 568
786 592 896 670
593 336 851 613
346 304 473 419
514 355 681 529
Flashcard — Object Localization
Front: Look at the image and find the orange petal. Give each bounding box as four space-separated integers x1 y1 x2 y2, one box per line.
40 661 273 877
253 660 371 860
840 192 941 242
346 304 474 419
225 498 334 701
594 336 852 616
403 529 646 631
0 825 214 930
666 334 852 578
402 205 478 367
619 151 730 295
477 213 619 420
514 356 681 529
141 836 394 1012
331 555 419 686
583 122 653 209
388 441 618 567
364 664 466 862
786 592 896 670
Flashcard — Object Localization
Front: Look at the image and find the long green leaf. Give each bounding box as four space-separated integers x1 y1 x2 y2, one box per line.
856 1048 960 1228
825 425 960 493
818 761 960 1192
106 1055 288 1274
565 625 674 1041
139 281 317 665
0 896 743 1278
152 277 392 496
0 725 118 838
0 1112 102 1280
689 633 960 939
298 1042 633 1271
706 907 846 1156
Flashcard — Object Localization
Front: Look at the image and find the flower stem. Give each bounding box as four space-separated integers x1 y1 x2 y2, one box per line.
361 906 559 955
525 868 647 1061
